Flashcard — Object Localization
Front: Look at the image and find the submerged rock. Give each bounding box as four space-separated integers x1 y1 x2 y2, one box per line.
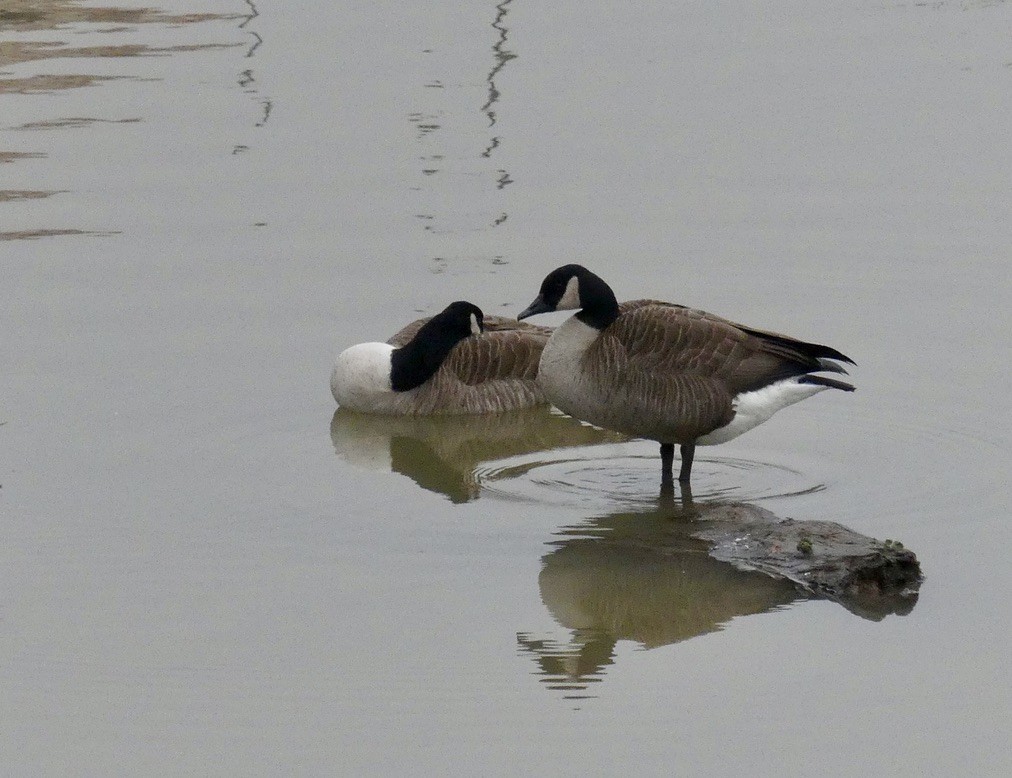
692 504 921 620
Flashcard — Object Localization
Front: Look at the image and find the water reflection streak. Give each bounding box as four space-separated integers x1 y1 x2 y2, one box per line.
0 0 268 241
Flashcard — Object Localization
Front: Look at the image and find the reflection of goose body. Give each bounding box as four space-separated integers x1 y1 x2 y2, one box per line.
331 301 552 415
521 503 800 694
518 265 855 484
539 528 797 648
330 406 625 503
522 501 919 694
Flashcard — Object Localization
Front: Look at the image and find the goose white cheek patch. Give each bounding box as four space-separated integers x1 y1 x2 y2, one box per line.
470 313 481 335
557 276 581 310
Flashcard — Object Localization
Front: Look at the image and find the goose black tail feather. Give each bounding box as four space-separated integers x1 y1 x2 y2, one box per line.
817 358 850 375
738 325 857 367
799 374 855 392
809 343 856 366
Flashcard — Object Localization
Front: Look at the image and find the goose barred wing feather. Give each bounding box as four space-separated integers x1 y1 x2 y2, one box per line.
607 303 768 384
570 302 850 440
389 314 550 385
482 315 553 338
617 300 853 390
444 320 550 385
615 305 728 370
387 314 551 348
413 332 546 414
385 317 549 414
574 304 737 439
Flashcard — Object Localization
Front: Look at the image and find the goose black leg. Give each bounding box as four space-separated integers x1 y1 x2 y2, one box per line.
679 479 694 508
660 443 675 478
660 442 697 513
678 443 695 484
659 442 676 507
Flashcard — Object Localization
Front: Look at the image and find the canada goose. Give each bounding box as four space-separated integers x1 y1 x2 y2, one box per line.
331 301 552 415
517 265 855 485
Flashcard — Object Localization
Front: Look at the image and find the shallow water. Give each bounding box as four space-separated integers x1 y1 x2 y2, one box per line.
2 0 1010 774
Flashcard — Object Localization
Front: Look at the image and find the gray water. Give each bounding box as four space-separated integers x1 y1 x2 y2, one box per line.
2 1 1010 774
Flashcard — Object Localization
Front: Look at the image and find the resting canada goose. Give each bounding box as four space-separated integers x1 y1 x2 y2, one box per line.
331 301 552 415
517 265 855 485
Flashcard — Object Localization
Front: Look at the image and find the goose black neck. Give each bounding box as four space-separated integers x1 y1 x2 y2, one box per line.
390 323 466 392
574 272 620 330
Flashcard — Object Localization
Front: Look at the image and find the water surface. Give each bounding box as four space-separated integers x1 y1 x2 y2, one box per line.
2 1 1010 774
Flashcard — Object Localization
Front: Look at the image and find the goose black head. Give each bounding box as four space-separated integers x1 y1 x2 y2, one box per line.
391 301 484 392
433 300 484 338
518 265 618 329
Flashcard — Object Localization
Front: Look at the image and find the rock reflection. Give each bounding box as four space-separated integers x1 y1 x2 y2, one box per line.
521 499 920 698
330 407 625 503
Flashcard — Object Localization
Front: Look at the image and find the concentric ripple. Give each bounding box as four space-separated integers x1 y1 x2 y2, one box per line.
475 443 826 510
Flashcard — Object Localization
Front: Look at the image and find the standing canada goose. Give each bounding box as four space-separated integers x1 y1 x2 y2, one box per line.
331 301 552 415
517 265 855 485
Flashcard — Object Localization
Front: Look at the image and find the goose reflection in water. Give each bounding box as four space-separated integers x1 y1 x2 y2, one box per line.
330 406 626 503
519 511 798 699
520 498 920 699
330 406 920 700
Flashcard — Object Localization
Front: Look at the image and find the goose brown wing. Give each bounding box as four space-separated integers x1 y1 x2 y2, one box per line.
602 304 755 376
482 315 553 338
388 314 551 348
442 326 549 385
622 299 854 368
599 303 831 396
576 305 739 438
